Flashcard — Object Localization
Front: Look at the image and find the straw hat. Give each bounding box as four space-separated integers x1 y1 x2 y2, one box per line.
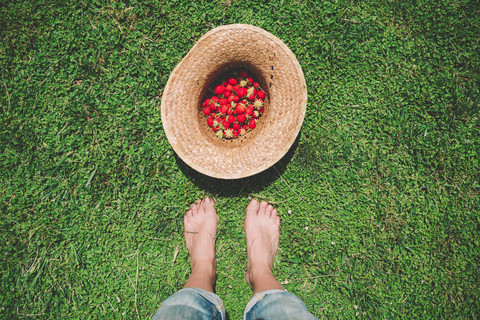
161 24 307 179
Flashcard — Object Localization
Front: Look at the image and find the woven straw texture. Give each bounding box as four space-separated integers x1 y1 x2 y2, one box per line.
161 24 307 179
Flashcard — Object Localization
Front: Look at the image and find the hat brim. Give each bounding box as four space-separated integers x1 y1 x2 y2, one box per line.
161 24 307 179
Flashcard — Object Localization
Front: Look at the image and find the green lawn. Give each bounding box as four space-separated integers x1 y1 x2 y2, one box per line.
1 0 479 319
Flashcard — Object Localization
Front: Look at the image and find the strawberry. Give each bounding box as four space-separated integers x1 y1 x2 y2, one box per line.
247 77 253 84
256 90 265 99
228 78 237 85
236 113 246 123
254 99 263 110
222 120 230 129
239 70 248 78
233 129 239 137
207 116 214 127
236 87 247 97
212 126 220 132
219 105 229 115
227 115 235 123
224 90 232 98
235 103 245 114
219 98 228 105
239 128 247 136
203 107 211 115
242 124 249 131
233 84 240 91
253 110 260 119
226 84 234 92
232 95 240 102
214 85 225 95
227 95 234 103
224 129 234 139
239 79 248 87
248 119 257 129
248 94 256 101
253 82 260 89
246 105 254 116
232 122 241 130
216 130 224 139
211 96 219 103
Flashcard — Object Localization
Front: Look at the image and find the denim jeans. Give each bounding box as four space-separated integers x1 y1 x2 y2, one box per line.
152 287 318 320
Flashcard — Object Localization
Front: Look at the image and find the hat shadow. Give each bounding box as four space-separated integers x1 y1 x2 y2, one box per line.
175 133 301 196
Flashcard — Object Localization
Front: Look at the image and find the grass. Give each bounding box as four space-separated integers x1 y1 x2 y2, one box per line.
1 0 479 318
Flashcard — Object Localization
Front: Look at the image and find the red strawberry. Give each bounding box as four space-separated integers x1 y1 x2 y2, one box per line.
222 81 227 86
232 95 239 102
226 84 234 92
211 96 219 102
212 126 220 132
247 77 253 84
253 110 259 119
228 78 237 85
219 105 229 115
253 82 260 88
222 120 230 129
246 105 254 116
209 103 216 111
233 84 240 91
207 116 214 126
260 107 264 114
236 113 246 123
214 85 225 95
224 90 232 98
239 128 247 136
227 95 234 103
256 90 265 99
233 129 239 137
236 87 247 97
219 98 228 105
242 124 249 131
248 119 256 129
248 94 256 101
203 107 211 115
235 103 245 114
232 122 241 130
239 70 248 78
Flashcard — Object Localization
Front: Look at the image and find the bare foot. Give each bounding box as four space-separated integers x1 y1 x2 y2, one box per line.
183 197 218 291
244 199 283 293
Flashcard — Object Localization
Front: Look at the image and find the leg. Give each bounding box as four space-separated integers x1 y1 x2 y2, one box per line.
153 197 225 320
243 199 317 320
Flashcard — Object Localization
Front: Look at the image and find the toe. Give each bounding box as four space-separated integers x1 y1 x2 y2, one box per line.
265 204 273 217
201 197 214 212
247 199 260 214
190 202 200 216
197 199 205 215
258 201 268 215
246 199 259 220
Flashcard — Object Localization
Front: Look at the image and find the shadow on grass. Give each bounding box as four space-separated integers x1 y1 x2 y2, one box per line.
175 134 301 197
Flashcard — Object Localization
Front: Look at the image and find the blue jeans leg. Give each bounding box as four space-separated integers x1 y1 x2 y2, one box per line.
152 288 226 320
244 289 318 320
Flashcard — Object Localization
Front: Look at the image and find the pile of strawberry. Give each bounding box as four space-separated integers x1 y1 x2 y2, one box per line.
201 69 265 139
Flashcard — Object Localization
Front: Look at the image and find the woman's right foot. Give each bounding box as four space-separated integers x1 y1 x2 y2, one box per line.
244 199 283 293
